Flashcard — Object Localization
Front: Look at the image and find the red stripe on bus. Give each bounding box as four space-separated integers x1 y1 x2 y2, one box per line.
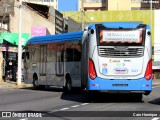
121 41 125 43
100 39 103 43
114 41 118 43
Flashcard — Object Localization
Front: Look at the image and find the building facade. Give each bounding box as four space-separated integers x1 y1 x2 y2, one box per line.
24 0 58 9
78 0 160 11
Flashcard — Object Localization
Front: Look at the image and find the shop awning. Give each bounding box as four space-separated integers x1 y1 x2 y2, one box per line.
0 33 30 46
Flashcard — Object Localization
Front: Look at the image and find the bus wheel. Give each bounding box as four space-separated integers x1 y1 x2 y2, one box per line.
65 77 72 92
144 91 151 96
133 93 143 101
33 76 39 89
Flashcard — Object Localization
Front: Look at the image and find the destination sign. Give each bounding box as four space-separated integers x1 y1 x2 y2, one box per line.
102 30 141 43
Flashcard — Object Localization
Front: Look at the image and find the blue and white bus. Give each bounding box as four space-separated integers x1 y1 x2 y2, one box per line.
24 22 152 100
81 22 152 99
23 31 83 91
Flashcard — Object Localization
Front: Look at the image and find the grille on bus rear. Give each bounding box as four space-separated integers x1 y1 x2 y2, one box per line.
98 46 144 57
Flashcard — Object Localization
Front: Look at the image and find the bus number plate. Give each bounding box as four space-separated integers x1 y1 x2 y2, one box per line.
112 84 128 87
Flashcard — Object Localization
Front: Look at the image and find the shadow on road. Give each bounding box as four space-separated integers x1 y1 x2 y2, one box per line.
148 97 160 105
61 91 144 103
20 87 144 103
20 86 64 92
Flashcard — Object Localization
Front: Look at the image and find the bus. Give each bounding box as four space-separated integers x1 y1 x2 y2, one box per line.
23 31 84 91
81 22 152 100
23 22 152 100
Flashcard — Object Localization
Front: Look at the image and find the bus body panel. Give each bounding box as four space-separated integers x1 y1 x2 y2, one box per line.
88 77 152 91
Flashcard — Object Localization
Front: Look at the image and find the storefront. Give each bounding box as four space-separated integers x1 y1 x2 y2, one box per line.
0 33 30 81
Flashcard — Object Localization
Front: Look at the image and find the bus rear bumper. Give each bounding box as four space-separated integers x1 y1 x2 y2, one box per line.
88 77 152 92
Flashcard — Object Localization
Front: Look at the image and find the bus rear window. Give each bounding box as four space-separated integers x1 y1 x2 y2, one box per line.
96 24 146 46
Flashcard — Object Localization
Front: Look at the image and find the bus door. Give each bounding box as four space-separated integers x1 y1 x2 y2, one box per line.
56 44 64 76
40 45 47 76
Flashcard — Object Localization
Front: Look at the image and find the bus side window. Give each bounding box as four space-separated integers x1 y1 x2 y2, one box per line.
66 48 74 62
73 48 81 61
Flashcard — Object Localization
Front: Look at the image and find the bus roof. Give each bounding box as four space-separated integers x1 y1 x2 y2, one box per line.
27 31 84 44
88 22 150 30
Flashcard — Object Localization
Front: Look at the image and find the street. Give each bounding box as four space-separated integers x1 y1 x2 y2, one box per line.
0 85 160 120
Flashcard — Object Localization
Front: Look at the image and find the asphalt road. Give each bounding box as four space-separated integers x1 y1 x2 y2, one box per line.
0 85 160 120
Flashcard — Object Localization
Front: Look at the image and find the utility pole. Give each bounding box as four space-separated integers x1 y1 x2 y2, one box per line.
17 0 22 86
81 0 85 30
150 0 152 31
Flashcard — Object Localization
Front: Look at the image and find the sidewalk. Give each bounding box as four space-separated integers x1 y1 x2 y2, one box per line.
152 79 160 86
0 80 33 88
0 79 159 89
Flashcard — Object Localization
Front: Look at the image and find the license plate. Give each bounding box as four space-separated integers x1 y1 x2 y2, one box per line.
112 84 128 87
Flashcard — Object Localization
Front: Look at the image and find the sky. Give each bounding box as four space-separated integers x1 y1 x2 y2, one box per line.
58 0 78 12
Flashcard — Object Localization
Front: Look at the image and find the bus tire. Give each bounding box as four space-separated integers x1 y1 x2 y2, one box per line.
65 76 72 92
132 93 143 101
144 91 151 96
137 94 143 101
33 75 39 89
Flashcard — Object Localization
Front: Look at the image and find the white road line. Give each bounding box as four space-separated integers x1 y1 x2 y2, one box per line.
60 108 70 111
71 105 80 108
48 110 59 113
151 117 160 120
152 85 160 89
81 103 89 106
19 118 29 120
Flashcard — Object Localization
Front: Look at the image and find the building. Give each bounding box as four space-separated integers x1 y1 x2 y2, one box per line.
141 0 160 9
78 0 160 11
0 0 67 34
25 0 160 12
79 0 136 11
0 0 65 81
24 0 58 9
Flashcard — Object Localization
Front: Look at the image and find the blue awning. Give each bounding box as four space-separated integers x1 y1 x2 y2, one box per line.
27 31 84 44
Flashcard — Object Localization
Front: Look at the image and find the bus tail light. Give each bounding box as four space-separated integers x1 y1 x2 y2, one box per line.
89 58 97 80
144 59 152 80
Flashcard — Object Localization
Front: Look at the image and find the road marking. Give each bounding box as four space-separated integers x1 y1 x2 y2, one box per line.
152 85 160 89
19 118 29 120
81 103 89 106
71 105 80 108
49 103 89 113
60 108 70 111
151 117 160 120
48 110 59 113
